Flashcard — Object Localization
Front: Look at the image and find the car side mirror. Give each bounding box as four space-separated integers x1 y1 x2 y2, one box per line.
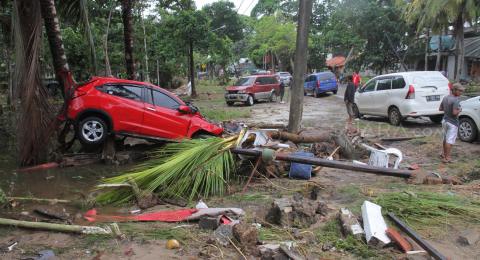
178 105 192 113
255 81 260 85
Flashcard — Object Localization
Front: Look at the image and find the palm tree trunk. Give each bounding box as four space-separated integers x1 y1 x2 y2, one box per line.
435 33 442 71
38 0 73 99
189 39 196 97
80 0 97 75
104 6 114 77
424 29 429 71
121 0 135 80
14 0 54 165
454 11 465 81
140 8 149 82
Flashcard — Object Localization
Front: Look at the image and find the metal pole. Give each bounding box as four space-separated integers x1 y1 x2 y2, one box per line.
387 213 448 260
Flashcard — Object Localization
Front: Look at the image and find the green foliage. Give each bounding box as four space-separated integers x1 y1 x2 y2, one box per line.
376 191 480 230
96 136 238 204
203 1 244 42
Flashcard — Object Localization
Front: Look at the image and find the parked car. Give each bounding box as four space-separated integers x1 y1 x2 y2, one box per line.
303 71 338 97
353 71 451 125
251 69 269 75
224 75 280 106
458 96 480 142
67 77 223 147
276 71 293 85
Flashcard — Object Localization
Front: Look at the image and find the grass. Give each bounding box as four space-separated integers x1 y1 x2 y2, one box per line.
223 192 270 202
119 223 192 241
315 219 377 258
259 226 294 241
375 191 480 231
198 105 251 121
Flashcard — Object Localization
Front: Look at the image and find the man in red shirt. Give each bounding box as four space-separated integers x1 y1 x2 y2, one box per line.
353 70 361 89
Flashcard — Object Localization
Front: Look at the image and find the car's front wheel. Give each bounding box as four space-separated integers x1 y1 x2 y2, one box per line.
459 117 478 142
353 103 363 119
332 89 338 94
388 107 402 126
226 101 234 106
77 116 108 147
245 95 254 106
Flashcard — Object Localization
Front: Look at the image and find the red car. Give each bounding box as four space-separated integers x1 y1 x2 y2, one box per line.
225 74 280 106
67 77 223 147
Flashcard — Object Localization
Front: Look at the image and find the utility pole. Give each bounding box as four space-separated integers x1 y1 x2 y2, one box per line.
288 0 313 133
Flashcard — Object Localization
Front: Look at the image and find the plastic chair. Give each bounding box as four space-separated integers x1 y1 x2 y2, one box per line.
361 144 403 169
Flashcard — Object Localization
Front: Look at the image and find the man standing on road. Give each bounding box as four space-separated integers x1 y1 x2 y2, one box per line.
439 83 464 163
344 75 356 130
279 80 286 104
353 70 361 89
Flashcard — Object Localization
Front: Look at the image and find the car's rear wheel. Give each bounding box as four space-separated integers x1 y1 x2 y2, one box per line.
245 95 254 106
459 117 478 142
226 101 234 106
429 115 443 124
332 89 338 94
269 92 276 102
77 116 108 147
388 107 402 126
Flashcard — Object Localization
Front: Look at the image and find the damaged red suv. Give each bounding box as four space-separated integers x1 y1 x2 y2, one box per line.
67 77 223 147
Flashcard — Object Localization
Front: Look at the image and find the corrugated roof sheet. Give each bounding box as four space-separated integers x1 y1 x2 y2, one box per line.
464 36 480 58
325 56 346 67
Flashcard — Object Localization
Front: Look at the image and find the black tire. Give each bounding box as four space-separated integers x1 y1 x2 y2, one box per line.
388 107 402 126
245 95 254 106
459 117 478 143
314 88 320 98
77 116 108 147
304 91 307 96
226 101 234 106
332 89 338 94
429 115 443 124
352 103 362 119
269 92 276 102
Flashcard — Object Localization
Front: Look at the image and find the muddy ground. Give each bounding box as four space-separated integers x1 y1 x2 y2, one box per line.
1 84 479 259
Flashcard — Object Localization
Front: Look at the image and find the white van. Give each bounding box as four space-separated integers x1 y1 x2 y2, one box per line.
353 71 451 125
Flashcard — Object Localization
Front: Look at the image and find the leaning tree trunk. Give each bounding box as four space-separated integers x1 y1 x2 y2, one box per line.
39 0 73 99
104 6 114 77
454 11 465 81
189 39 197 97
14 0 54 165
121 0 135 80
288 0 313 133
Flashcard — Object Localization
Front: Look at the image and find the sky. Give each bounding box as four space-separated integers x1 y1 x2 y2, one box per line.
194 0 258 16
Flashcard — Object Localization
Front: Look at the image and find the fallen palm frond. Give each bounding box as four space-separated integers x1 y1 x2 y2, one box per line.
376 191 480 229
96 136 239 205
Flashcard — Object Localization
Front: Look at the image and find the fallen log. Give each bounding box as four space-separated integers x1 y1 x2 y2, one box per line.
0 217 114 235
231 148 412 178
268 131 331 143
7 197 71 204
381 136 425 142
248 123 287 129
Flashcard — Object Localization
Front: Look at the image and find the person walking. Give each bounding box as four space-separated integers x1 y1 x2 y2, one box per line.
279 80 286 104
344 75 356 130
353 70 361 89
439 83 465 163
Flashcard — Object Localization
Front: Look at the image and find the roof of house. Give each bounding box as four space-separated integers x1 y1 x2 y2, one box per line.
325 56 346 67
464 36 480 58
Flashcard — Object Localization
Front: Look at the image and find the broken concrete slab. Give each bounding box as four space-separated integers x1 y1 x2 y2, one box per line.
457 230 480 246
257 244 289 260
233 223 259 252
361 201 391 247
265 195 329 228
199 216 221 230
338 208 364 239
213 224 234 246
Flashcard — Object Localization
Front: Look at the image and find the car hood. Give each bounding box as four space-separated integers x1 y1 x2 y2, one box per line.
460 96 480 109
226 86 250 91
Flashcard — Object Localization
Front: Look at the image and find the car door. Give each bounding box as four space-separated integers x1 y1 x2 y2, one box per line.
99 84 145 133
371 77 392 115
304 75 314 93
141 88 190 139
355 79 377 114
252 76 264 99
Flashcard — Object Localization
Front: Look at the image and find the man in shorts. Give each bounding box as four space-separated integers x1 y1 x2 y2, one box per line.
439 83 464 163
344 75 356 130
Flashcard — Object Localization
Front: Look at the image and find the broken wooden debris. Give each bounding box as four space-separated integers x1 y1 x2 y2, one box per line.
339 208 364 239
387 212 448 260
5 197 71 204
361 201 391 247
231 148 412 178
0 217 115 235
386 227 413 253
268 131 331 144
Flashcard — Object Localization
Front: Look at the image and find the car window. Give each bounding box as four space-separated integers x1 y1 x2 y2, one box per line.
362 80 376 92
392 77 406 89
376 78 392 91
102 85 143 101
268 77 278 84
234 77 255 86
256 77 269 85
152 90 179 110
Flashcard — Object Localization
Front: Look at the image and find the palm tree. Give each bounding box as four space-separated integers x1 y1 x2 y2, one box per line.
401 0 480 80
121 0 136 80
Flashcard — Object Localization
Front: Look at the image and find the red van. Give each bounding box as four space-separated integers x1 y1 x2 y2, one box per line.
224 75 280 106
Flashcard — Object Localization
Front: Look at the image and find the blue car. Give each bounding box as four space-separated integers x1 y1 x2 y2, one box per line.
304 71 338 97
